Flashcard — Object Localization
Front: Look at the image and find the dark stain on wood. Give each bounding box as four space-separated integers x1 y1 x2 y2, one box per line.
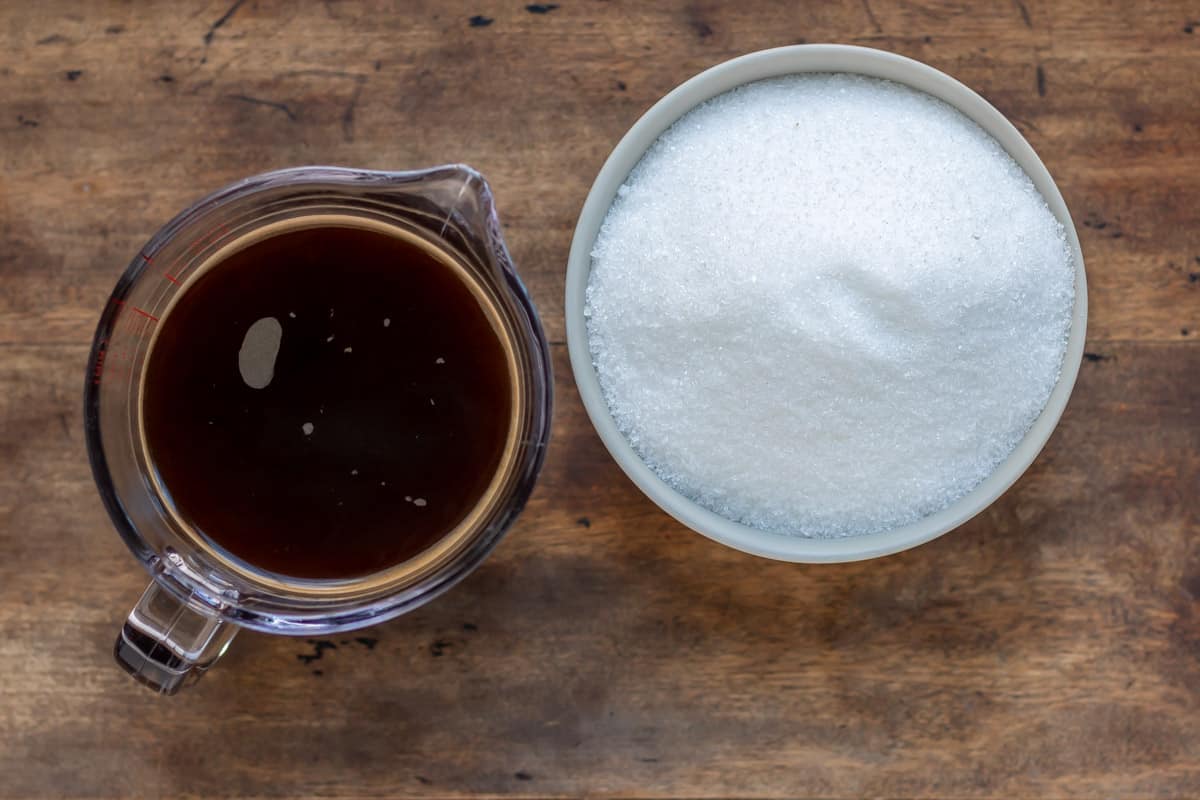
1084 352 1114 362
1082 212 1121 238
64 69 81 81
469 14 493 26
577 516 591 528
525 3 558 13
1036 64 1046 96
354 636 378 650
297 639 337 665
689 18 713 38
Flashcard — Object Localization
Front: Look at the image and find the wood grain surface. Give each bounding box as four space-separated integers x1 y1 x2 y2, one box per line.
1 1 1198 798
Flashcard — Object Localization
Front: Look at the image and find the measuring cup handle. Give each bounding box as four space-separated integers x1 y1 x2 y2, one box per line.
113 581 237 695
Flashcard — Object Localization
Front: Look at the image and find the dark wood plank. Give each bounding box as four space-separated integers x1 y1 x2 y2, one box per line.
1 341 1199 798
1 1 1198 347
1 1 1198 798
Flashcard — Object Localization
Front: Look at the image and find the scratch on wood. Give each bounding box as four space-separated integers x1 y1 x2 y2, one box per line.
340 76 367 142
860 0 883 33
204 0 247 45
227 93 298 121
273 69 368 142
1036 65 1046 97
1012 0 1032 28
1006 115 1042 135
276 68 365 81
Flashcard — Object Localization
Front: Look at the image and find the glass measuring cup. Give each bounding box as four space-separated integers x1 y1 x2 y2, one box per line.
85 166 552 694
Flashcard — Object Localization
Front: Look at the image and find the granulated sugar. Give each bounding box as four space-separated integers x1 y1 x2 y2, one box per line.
585 74 1075 537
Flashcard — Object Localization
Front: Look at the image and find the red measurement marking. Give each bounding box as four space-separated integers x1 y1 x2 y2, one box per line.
129 306 159 322
140 252 154 264
112 298 158 322
92 349 106 384
186 222 232 255
164 272 181 285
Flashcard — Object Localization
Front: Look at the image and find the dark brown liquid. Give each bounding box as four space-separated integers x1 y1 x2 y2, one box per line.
143 224 513 579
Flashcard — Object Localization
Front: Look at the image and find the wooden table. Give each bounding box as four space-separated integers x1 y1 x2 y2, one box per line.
2 1 1197 797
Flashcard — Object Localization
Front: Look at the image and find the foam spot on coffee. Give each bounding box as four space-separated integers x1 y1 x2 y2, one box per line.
238 316 283 390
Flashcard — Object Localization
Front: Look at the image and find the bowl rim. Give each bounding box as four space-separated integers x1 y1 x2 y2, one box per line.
565 43 1088 563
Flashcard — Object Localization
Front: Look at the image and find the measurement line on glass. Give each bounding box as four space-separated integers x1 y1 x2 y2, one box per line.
140 222 230 286
138 253 182 285
113 298 159 322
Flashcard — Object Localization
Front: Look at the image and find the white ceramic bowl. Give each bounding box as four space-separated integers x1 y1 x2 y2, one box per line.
565 44 1087 562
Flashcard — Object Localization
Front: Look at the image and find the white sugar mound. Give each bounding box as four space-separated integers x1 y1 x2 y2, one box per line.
585 74 1075 538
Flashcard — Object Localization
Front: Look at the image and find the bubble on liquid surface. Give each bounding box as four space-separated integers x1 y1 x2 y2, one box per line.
238 316 283 389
